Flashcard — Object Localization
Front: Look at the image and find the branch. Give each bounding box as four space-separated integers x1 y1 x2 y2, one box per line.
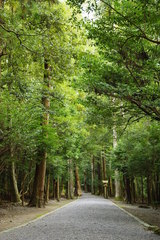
140 34 160 45
120 115 144 137
126 96 160 121
100 0 144 33
0 24 43 55
124 62 141 87
100 0 160 45
94 86 160 121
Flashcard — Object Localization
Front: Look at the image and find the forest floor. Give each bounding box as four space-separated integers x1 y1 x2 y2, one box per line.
0 194 159 240
112 199 160 230
0 198 74 232
0 197 160 234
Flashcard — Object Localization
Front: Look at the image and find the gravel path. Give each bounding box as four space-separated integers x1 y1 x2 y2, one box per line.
0 193 159 240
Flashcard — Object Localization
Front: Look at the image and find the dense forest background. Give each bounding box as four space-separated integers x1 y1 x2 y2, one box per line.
0 0 160 207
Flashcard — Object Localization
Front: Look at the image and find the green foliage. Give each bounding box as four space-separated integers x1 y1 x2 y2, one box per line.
112 120 160 178
67 0 160 121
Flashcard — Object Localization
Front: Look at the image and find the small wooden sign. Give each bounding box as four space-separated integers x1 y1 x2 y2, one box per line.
102 180 108 184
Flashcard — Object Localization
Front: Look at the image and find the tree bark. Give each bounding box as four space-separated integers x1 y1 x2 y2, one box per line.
157 174 160 201
124 175 132 204
0 0 3 7
74 165 82 197
101 150 108 198
131 177 136 203
141 176 144 204
53 179 56 199
57 176 60 202
45 173 50 203
147 175 152 205
113 126 121 199
98 160 102 195
84 170 87 193
9 117 21 203
28 164 39 206
91 155 95 195
10 162 21 203
68 159 74 199
29 58 50 207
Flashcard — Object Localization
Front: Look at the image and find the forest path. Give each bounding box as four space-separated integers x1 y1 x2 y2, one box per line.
0 193 159 240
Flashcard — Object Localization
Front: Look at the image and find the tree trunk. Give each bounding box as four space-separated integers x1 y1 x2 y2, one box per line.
141 176 144 204
113 126 121 199
0 0 3 7
37 155 47 207
68 159 74 199
101 150 108 198
29 58 50 207
74 165 82 197
45 173 50 203
131 177 136 203
157 174 160 201
21 172 27 206
57 176 60 202
53 179 56 200
147 175 152 205
9 118 21 203
91 155 95 195
28 164 39 206
10 162 21 203
84 171 87 193
124 175 132 204
98 160 102 195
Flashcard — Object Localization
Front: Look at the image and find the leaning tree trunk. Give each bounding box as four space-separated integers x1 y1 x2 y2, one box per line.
9 117 21 203
10 162 21 203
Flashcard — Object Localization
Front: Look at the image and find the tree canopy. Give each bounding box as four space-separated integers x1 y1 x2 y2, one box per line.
0 0 160 207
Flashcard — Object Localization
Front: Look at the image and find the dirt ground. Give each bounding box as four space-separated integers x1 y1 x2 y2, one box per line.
0 198 74 232
113 200 160 229
0 197 160 233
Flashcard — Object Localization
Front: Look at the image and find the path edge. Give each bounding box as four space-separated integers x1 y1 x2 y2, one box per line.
0 199 78 234
112 200 160 235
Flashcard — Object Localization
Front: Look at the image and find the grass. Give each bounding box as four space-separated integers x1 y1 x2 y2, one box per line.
148 226 160 235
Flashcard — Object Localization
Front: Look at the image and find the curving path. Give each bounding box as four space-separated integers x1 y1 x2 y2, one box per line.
0 193 159 240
